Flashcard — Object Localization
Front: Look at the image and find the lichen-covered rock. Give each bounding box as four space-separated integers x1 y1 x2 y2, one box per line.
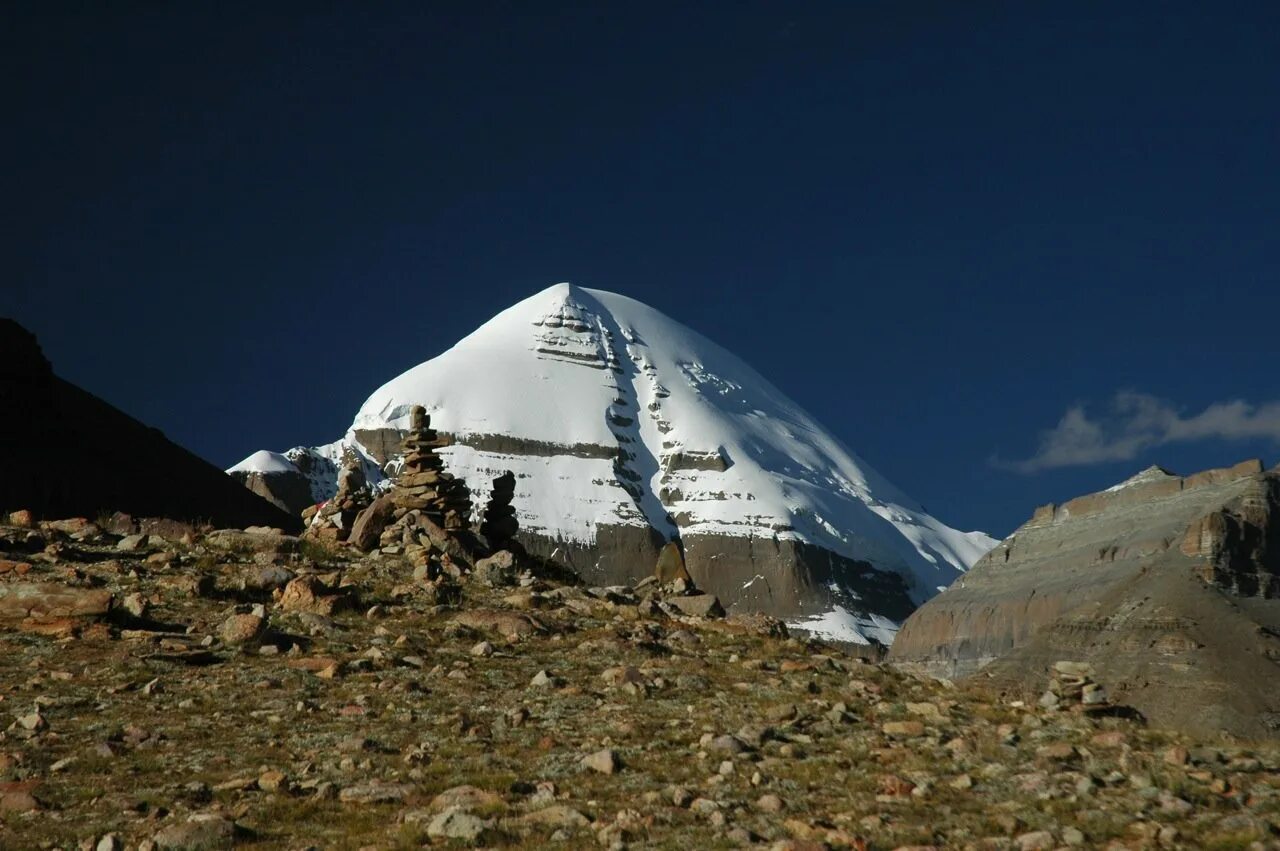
472 550 518 587
452 609 546 640
150 813 237 850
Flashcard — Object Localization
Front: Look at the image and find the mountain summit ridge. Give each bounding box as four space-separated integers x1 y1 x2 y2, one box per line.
231 283 994 642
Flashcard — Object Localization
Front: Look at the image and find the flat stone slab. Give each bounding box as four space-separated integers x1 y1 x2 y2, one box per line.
0 582 112 622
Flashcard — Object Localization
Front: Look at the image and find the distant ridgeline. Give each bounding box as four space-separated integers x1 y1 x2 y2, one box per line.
0 319 298 532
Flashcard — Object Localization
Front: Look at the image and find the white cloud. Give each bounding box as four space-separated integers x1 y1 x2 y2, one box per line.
999 391 1280 473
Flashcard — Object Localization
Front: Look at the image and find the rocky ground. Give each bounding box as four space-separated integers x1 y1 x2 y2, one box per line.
2 518 1279 850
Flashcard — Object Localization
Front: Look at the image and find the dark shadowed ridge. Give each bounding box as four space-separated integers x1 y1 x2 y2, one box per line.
0 318 300 533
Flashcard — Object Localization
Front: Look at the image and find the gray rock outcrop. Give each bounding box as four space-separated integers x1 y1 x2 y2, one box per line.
888 459 1280 739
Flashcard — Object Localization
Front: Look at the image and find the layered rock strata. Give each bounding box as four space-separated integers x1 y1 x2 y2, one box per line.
889 459 1280 739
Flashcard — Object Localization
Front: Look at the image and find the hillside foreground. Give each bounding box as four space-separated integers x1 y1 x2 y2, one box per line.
2 516 1278 850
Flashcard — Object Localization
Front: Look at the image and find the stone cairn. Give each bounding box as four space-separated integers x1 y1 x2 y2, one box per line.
304 459 371 542
356 405 486 585
342 407 534 596
1039 661 1111 713
479 471 518 551
392 407 472 531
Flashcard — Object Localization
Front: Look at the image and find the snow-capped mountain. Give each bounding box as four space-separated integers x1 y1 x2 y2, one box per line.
230 283 994 643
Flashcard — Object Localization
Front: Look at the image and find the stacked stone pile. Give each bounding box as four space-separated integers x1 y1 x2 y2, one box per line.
392 408 472 531
303 460 371 542
1039 660 1111 713
479 471 518 550
346 406 481 580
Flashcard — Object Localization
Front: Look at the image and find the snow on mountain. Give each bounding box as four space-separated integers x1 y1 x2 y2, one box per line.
230 282 995 643
228 450 297 475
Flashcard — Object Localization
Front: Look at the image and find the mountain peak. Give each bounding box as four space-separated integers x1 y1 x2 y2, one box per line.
232 283 995 643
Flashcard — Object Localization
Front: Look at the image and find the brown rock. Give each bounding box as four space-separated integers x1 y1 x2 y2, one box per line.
655 541 691 584
276 576 351 616
882 721 926 738
7 509 35 528
0 560 32 576
348 494 395 552
0 780 40 813
0 582 112 627
219 613 267 646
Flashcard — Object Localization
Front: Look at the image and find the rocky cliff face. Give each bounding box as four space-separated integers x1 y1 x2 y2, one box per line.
888 459 1280 739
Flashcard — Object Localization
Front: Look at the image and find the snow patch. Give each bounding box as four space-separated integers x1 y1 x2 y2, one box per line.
227 450 297 475
786 606 899 646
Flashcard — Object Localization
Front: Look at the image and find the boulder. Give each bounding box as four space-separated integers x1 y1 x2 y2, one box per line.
667 593 725 619
276 576 352 616
204 528 299 555
473 550 518 587
654 541 691 584
151 813 237 850
348 494 395 552
0 582 112 634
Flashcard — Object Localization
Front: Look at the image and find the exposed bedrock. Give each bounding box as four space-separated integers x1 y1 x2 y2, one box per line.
232 469 315 516
682 532 915 623
512 523 666 587
889 459 1280 739
507 522 913 625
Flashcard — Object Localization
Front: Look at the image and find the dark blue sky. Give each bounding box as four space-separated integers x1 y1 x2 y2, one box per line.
7 2 1280 537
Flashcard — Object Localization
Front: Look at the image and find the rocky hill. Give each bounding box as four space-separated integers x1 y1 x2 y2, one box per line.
889 459 1280 740
0 319 299 533
3 510 1279 850
229 283 993 645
